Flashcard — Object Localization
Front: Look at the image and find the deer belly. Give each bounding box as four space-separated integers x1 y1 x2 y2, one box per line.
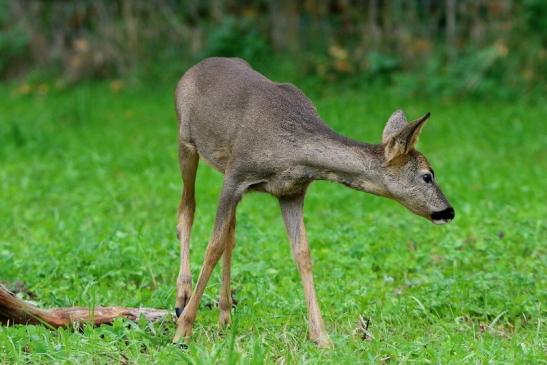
256 177 308 197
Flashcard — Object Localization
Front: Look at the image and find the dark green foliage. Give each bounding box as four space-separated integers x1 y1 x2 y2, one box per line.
522 0 547 40
0 0 544 98
0 1 29 77
202 16 269 61
366 52 401 80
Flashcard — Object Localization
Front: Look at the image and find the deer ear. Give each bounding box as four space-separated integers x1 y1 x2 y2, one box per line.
405 112 430 147
384 112 430 163
382 109 407 144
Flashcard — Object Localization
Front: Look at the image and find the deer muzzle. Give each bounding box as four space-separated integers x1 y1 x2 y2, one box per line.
431 207 455 224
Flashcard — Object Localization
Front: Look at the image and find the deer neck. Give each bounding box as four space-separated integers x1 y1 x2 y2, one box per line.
304 133 389 197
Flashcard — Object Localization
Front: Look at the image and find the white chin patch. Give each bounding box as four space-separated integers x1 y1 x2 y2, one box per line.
433 219 450 225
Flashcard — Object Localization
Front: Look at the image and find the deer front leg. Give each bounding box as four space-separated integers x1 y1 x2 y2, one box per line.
279 193 333 349
173 180 241 343
219 214 236 326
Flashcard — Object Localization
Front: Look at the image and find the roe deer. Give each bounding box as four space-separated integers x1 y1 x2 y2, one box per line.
173 57 454 348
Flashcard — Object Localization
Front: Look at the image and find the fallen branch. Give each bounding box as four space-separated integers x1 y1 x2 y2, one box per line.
0 284 171 328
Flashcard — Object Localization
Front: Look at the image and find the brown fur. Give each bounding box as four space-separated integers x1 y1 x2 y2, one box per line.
172 57 454 347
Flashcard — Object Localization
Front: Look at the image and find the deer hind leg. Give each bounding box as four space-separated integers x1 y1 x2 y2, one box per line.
173 178 241 343
279 193 333 349
175 142 199 317
219 214 236 326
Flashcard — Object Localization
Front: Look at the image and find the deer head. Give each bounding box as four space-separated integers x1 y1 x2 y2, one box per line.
381 110 454 224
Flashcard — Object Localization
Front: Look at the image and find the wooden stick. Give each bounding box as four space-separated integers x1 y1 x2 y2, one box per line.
0 284 171 328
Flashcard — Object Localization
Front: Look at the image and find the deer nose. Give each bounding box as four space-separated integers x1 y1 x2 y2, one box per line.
431 207 455 221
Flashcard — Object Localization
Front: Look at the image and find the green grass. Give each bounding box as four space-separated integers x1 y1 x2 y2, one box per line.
0 80 545 364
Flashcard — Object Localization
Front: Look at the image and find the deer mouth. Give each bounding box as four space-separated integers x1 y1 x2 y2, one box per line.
431 208 455 224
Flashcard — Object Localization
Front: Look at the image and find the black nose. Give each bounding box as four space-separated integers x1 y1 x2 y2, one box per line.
431 207 455 221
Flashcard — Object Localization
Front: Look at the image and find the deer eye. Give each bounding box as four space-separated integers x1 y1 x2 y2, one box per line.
422 173 433 184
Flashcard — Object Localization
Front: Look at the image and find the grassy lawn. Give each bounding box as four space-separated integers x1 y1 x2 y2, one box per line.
0 80 545 364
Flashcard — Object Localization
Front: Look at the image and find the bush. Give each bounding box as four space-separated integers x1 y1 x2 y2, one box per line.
202 16 269 62
0 0 30 78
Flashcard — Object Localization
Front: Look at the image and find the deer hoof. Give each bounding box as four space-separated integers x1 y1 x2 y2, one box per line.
313 334 334 349
175 307 183 318
218 311 231 327
172 342 189 350
173 316 194 343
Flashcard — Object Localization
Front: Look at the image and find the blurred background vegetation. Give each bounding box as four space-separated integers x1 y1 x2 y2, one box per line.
0 0 545 99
